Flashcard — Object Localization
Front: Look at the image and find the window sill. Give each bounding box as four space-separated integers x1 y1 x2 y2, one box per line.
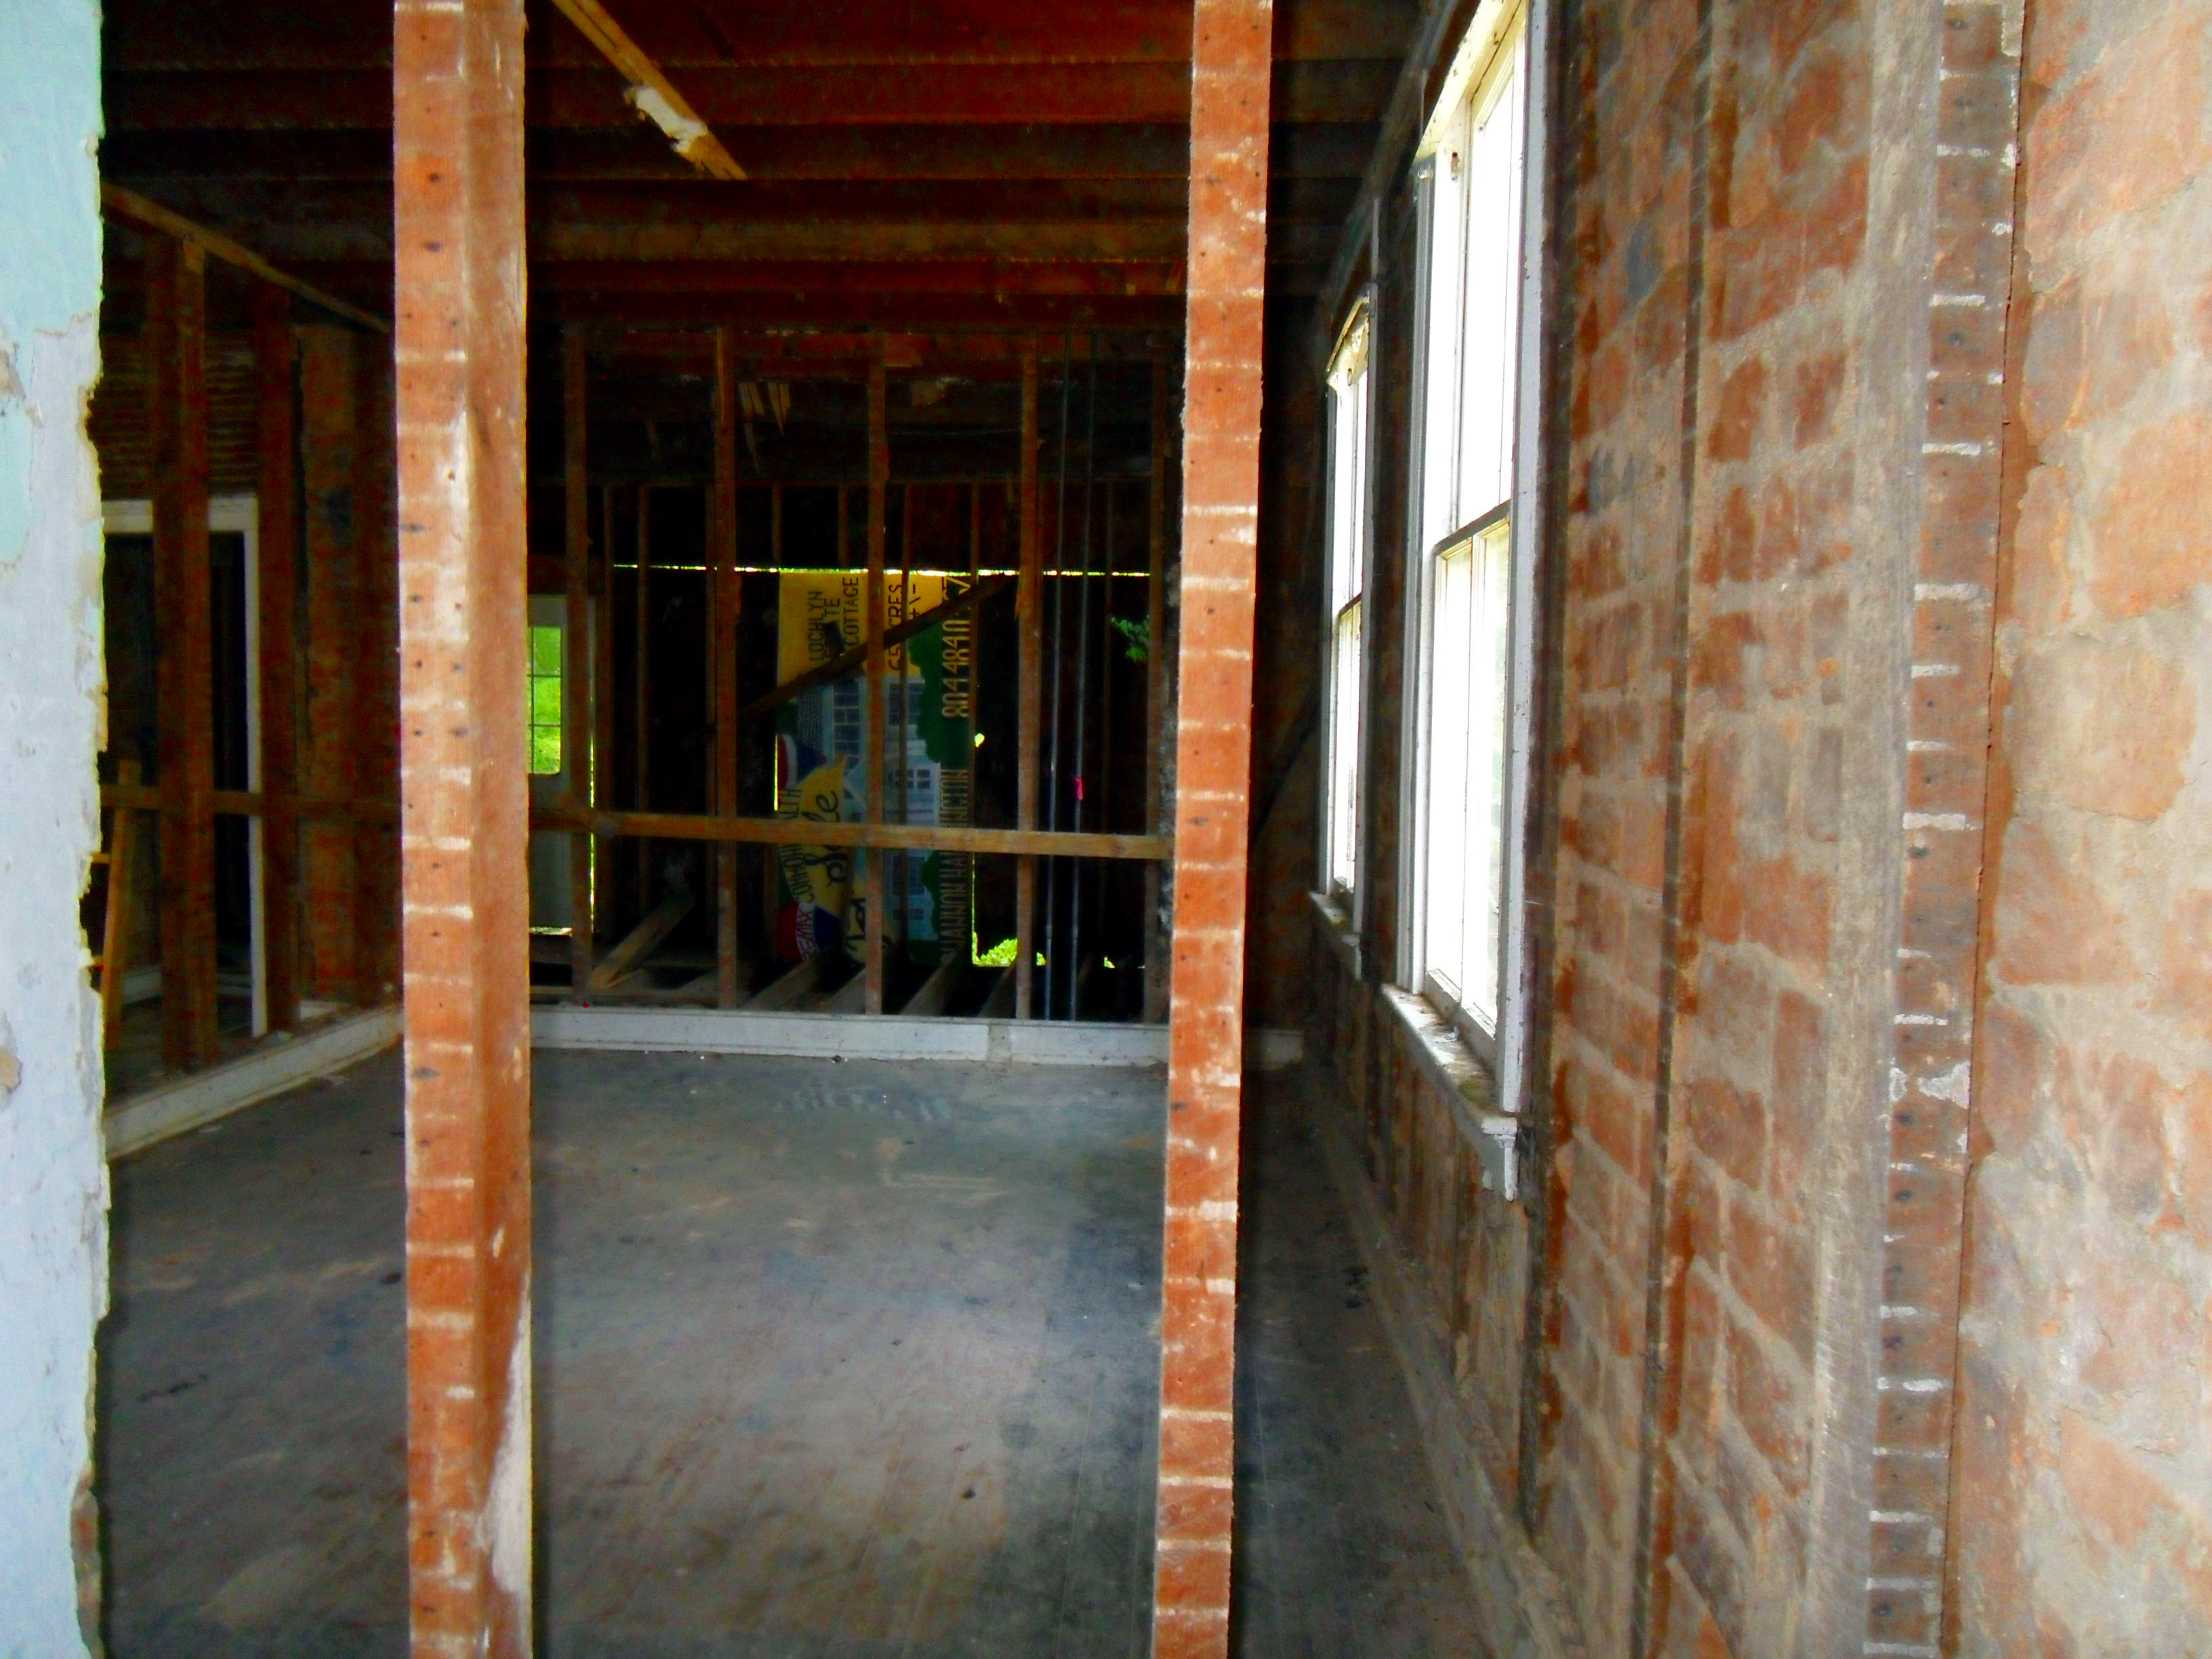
1309 889 1362 981
1379 983 1523 1203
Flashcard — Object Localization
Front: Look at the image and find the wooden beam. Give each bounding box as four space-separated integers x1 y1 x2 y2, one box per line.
352 339 400 1005
1152 1 1272 1652
817 969 867 1014
98 762 146 1049
899 958 962 1017
742 954 823 1012
539 285 1189 331
1015 337 1042 1019
109 0 1414 70
735 575 1012 721
563 326 596 989
545 0 747 180
253 286 302 1033
101 123 1381 186
298 325 362 1001
392 0 532 1651
632 483 652 917
148 234 221 1071
539 808 1169 861
712 325 742 1007
1145 334 1172 1025
106 60 1395 131
863 340 889 1015
102 182 388 332
593 481 617 947
586 889 693 991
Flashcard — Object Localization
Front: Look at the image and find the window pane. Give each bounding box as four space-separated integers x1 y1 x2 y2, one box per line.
1329 601 1364 893
1456 22 1525 521
1425 543 1473 997
530 623 562 674
1421 116 1471 549
1458 522 1513 1028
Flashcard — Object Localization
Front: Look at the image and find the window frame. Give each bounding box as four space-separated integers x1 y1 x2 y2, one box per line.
1319 294 1377 909
1395 0 1549 1101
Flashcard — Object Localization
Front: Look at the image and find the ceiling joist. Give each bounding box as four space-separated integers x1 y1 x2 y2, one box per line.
547 0 746 180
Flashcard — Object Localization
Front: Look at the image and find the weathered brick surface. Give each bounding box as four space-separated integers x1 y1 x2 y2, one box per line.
393 1 533 1653
1154 0 1271 1650
1952 1 2212 1651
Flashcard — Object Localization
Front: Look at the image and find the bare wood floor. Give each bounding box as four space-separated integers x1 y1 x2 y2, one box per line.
98 1048 1480 1655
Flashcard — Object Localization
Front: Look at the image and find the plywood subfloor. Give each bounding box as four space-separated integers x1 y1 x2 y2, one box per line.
98 1048 1481 1655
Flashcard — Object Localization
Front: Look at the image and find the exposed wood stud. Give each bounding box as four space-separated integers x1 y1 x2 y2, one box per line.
352 341 399 1005
713 325 742 1006
563 325 596 989
1145 333 1172 1025
537 806 1168 860
633 483 652 916
98 762 146 1049
253 285 302 1033
594 480 617 941
863 338 890 1015
587 890 692 991
148 232 220 1071
763 481 784 940
392 0 533 1650
1015 337 1042 1020
300 326 363 1001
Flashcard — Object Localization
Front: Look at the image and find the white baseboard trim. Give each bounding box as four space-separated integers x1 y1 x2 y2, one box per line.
532 1006 1168 1066
531 1006 1307 1073
1303 1078 1586 1659
105 1006 402 1160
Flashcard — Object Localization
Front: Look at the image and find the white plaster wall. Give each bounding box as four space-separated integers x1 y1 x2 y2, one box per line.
0 3 108 1652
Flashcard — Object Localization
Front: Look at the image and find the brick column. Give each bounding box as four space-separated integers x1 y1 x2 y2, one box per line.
1869 5 2022 1650
392 1 533 1652
1151 1 1271 1653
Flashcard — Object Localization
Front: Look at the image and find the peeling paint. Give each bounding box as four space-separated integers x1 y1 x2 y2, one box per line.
0 5 108 1650
485 1296 532 1609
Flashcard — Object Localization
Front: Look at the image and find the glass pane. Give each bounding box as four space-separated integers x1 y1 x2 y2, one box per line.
1456 22 1525 521
1459 521 1513 1029
1329 601 1364 893
530 726 562 776
530 623 562 674
1424 544 1473 997
530 674 562 726
1421 111 1470 549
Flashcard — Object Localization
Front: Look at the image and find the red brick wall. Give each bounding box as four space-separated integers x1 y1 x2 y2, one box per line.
1294 0 2049 1651
1951 1 2212 1650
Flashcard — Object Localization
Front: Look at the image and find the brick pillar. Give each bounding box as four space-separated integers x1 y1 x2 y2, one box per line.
1151 1 1271 1653
392 1 532 1652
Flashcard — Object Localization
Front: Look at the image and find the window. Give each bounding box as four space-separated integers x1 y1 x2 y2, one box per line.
528 622 563 775
1410 4 1528 1049
1324 304 1373 899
